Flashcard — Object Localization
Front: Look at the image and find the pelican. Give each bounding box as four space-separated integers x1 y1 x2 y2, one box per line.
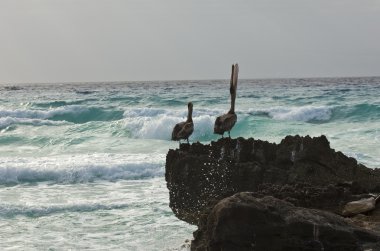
171 102 194 144
214 64 239 138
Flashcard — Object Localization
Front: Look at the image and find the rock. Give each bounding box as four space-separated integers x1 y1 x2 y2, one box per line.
165 135 380 250
191 193 380 251
342 197 377 216
165 135 380 225
250 183 372 214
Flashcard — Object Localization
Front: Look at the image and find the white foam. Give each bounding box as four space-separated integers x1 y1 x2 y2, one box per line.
0 105 89 120
0 202 129 217
123 108 169 118
0 153 164 185
193 115 216 139
0 117 67 129
250 106 332 122
124 115 180 140
123 107 222 119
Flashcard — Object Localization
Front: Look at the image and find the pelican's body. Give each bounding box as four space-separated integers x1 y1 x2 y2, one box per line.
172 102 194 144
214 64 239 138
214 111 237 135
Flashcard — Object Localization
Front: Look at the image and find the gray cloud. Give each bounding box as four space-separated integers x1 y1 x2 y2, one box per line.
1 0 380 83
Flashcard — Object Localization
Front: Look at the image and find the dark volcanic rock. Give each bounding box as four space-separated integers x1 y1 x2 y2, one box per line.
191 193 380 251
250 183 369 213
165 135 380 225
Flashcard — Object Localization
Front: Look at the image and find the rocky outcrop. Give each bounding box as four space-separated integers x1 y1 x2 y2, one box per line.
165 135 380 250
165 135 380 225
191 193 380 251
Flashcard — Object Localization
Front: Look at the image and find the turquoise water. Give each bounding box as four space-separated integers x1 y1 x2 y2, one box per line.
0 78 379 250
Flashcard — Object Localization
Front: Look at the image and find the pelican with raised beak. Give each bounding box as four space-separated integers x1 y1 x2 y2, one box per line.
214 64 239 138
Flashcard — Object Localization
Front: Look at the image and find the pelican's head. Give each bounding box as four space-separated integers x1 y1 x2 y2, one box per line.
188 102 193 109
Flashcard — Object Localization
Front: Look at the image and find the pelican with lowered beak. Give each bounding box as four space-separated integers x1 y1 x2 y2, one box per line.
214 64 239 138
171 102 194 144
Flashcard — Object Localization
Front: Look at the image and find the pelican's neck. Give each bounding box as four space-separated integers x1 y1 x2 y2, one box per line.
229 93 236 113
229 63 238 114
187 106 193 122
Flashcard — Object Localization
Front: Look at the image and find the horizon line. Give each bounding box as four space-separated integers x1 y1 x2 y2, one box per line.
1 75 380 86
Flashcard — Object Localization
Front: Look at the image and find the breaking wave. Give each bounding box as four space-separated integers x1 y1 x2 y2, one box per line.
0 203 129 218
0 154 164 185
249 104 380 123
1 103 378 142
0 117 67 130
0 105 124 124
249 106 333 122
122 108 223 141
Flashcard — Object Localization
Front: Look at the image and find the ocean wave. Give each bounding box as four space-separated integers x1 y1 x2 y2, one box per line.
333 103 380 121
123 114 216 141
0 117 67 130
123 108 169 118
0 154 164 185
0 202 129 218
123 107 222 118
3 86 22 91
122 108 223 140
0 105 124 124
249 106 333 122
32 99 98 108
75 90 95 95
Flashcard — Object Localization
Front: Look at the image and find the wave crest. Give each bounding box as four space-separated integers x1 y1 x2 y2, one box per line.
122 108 221 140
0 203 129 218
250 106 332 122
0 117 66 130
0 106 124 124
0 154 163 185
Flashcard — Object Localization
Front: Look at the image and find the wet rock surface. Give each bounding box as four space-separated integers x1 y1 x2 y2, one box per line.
165 135 380 250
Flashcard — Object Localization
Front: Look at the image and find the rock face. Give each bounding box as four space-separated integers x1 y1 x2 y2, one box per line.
165 135 380 225
191 193 380 251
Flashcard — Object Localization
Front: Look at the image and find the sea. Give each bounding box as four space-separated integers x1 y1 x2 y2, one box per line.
0 77 379 250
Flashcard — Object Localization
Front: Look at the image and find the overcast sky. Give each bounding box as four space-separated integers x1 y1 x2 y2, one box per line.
1 0 380 83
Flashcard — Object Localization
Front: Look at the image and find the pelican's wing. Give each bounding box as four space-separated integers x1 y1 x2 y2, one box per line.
172 121 185 140
177 122 194 139
217 113 237 132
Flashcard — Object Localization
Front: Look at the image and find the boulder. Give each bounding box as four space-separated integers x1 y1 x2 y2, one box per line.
191 193 380 251
342 197 378 217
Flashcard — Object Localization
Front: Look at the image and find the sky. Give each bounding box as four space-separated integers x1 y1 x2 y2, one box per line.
1 0 380 83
